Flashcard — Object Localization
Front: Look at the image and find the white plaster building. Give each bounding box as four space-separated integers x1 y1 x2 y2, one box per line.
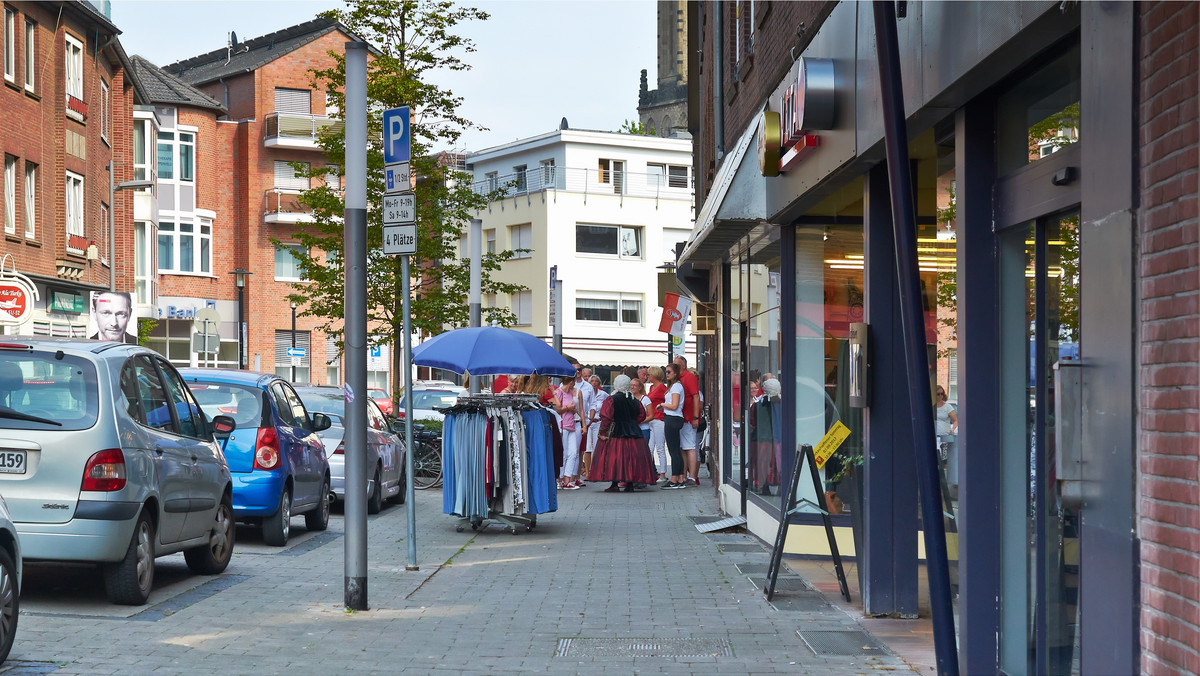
465 127 696 368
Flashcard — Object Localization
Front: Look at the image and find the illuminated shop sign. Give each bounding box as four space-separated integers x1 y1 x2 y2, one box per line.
759 57 836 176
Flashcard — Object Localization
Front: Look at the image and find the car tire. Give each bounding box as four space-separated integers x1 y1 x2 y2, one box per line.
304 479 331 531
184 496 235 575
0 546 19 664
262 487 291 546
104 510 154 605
367 467 382 515
391 465 406 505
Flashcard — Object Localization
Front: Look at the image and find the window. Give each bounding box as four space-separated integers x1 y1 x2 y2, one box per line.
576 224 642 258
134 221 151 304
157 220 212 274
64 33 82 101
513 164 527 193
647 163 689 189
274 331 311 383
159 362 204 438
65 171 83 241
598 159 625 194
273 160 308 190
133 119 151 181
485 171 498 193
100 80 110 143
99 202 108 262
178 133 194 181
274 243 307 281
157 130 194 182
575 294 644 326
540 159 556 186
3 8 13 83
23 20 33 92
157 131 173 179
486 229 496 255
512 290 532 326
131 356 173 432
274 87 311 114
3 155 13 235
510 223 532 259
23 161 34 237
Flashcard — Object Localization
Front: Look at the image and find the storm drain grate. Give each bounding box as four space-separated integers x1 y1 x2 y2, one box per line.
717 543 764 553
749 576 810 592
736 563 793 576
0 661 60 675
555 638 733 658
770 594 830 612
797 630 887 656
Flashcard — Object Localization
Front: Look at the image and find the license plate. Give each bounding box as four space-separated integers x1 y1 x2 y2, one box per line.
0 451 27 474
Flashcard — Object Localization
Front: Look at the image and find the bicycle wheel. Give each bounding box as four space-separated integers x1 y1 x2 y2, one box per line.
412 440 443 489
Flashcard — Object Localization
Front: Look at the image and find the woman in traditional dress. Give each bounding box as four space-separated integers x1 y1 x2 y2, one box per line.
589 375 658 492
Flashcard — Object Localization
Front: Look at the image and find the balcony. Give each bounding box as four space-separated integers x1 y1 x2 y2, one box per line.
264 112 344 149
471 166 693 202
264 188 314 224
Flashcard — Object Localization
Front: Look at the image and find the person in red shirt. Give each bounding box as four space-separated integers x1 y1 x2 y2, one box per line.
645 366 669 482
492 374 510 394
673 355 702 486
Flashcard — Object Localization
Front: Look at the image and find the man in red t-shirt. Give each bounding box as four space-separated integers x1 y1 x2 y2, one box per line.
673 355 701 485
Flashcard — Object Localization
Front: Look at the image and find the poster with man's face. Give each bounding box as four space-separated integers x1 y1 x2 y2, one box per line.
89 291 137 344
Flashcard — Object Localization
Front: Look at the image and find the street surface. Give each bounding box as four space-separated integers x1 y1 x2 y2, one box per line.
10 478 916 675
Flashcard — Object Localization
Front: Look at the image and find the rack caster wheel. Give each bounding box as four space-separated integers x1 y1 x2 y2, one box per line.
456 526 464 533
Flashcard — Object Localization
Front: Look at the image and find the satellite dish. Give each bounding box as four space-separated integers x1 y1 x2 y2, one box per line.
559 117 569 130
230 31 239 48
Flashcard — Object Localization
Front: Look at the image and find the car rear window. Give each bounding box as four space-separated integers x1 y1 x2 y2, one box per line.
295 389 345 418
187 382 266 429
413 390 460 410
0 351 100 431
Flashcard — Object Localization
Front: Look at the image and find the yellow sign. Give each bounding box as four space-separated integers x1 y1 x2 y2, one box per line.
813 421 851 469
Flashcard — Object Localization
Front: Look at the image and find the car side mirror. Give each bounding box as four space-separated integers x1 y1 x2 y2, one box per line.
211 415 237 437
310 412 332 432
413 423 425 433
389 420 405 435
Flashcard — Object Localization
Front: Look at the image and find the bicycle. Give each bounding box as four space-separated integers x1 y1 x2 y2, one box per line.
410 428 443 490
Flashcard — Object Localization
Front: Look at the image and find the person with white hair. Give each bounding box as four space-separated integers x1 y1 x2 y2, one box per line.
588 375 657 492
750 376 783 495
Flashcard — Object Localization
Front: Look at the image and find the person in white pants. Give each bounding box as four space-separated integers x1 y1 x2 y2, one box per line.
554 376 582 489
645 366 669 481
583 374 607 480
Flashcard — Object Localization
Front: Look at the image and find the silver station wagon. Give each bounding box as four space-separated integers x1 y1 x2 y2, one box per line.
0 338 237 605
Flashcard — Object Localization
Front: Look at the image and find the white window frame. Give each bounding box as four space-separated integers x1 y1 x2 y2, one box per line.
575 223 643 259
23 161 34 237
513 164 527 193
485 229 496 255
157 219 212 275
100 79 110 143
99 202 109 263
3 155 14 235
575 292 644 326
134 221 153 304
157 129 195 182
540 158 556 186
274 243 308 282
512 290 532 326
23 19 33 92
485 171 498 193
3 8 14 83
64 33 82 102
65 170 84 242
509 223 532 259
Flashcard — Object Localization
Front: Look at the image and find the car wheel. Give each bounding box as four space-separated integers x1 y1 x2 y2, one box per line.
104 511 154 605
262 487 291 546
391 465 407 505
304 479 331 531
184 496 235 574
0 546 18 664
367 467 382 515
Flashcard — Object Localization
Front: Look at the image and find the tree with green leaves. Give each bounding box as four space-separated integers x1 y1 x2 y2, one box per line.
620 119 655 136
279 0 527 406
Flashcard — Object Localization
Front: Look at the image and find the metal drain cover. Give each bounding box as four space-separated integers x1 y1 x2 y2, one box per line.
695 515 748 533
556 638 733 658
770 594 830 612
717 543 763 552
749 576 810 591
736 563 790 575
797 630 886 656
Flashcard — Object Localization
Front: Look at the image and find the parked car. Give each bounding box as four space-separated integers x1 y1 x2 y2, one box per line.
0 495 20 663
396 380 467 422
293 386 405 514
368 388 393 417
0 339 236 605
180 369 332 547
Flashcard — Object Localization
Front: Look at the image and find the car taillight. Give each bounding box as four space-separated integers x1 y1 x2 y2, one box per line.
333 441 345 455
82 449 126 491
254 427 281 470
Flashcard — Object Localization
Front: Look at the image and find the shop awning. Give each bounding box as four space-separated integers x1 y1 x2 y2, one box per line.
679 117 767 266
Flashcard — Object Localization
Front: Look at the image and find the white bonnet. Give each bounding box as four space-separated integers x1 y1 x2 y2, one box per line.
762 377 782 400
613 374 632 393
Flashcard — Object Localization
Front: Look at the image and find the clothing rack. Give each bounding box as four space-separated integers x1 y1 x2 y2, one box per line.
440 395 560 534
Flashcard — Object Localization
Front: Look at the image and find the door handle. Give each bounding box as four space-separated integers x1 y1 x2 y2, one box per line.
154 445 166 455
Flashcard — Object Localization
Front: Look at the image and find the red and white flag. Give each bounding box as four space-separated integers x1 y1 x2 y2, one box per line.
658 292 693 336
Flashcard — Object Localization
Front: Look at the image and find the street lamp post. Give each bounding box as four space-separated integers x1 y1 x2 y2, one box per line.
290 300 299 382
230 268 252 369
107 162 154 292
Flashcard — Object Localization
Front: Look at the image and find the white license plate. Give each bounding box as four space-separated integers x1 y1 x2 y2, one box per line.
0 451 27 474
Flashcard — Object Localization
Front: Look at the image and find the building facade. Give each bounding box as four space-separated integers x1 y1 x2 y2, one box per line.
0 1 142 338
637 0 688 138
466 128 696 369
683 1 1196 674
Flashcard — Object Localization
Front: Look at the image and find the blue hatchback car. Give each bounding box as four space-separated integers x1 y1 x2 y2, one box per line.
180 369 332 546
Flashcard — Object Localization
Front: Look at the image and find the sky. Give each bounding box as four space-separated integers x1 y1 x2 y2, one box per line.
112 0 657 153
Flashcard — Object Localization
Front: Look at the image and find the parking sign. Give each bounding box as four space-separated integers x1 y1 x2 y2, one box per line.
382 107 411 164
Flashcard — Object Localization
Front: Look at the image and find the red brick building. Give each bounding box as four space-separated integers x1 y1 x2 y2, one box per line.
0 1 142 337
681 1 1197 673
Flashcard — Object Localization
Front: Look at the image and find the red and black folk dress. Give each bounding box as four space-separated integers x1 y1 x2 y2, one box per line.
588 393 657 484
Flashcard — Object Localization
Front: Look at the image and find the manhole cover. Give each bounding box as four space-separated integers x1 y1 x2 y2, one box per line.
797 630 887 656
556 638 733 658
749 576 810 592
770 594 830 612
736 563 792 575
717 543 763 552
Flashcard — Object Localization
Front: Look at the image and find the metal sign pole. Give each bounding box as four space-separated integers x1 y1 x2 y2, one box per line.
343 41 370 611
402 256 417 570
468 218 481 394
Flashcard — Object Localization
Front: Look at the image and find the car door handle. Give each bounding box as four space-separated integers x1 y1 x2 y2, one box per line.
154 445 166 456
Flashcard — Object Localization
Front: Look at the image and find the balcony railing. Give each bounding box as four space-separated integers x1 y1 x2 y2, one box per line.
471 166 693 202
264 112 344 149
264 188 314 224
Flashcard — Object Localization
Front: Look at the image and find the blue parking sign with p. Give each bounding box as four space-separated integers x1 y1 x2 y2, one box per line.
383 107 411 164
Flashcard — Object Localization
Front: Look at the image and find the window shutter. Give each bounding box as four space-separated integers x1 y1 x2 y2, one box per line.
274 161 309 191
274 88 312 114
275 330 311 367
326 334 340 365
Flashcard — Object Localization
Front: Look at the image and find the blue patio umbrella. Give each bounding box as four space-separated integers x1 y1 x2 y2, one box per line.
411 326 576 377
